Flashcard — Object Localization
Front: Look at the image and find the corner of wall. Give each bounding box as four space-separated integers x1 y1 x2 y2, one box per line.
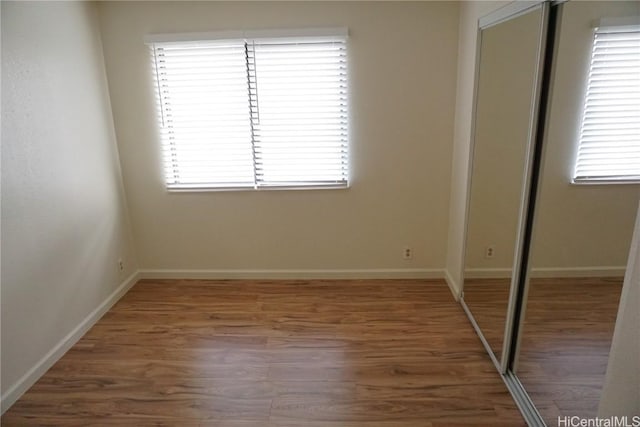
444 269 462 301
0 271 140 414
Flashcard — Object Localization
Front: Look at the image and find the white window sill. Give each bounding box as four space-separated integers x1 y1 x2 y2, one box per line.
571 178 640 186
166 183 350 193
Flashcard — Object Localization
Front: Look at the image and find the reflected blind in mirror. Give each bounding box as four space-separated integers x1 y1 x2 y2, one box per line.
574 25 640 183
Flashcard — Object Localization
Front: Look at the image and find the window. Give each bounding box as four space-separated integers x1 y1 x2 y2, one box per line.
573 23 640 183
147 29 349 190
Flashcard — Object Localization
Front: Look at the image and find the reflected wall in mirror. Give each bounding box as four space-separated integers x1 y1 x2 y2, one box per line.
463 6 545 361
516 1 640 424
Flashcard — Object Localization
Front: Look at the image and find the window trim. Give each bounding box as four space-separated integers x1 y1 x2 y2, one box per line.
146 28 350 192
144 27 349 45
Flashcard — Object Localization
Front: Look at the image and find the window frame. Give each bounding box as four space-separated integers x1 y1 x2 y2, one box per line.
145 28 350 192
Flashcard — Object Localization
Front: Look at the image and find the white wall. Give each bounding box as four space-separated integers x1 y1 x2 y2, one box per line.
97 1 459 275
1 0 138 407
599 202 640 418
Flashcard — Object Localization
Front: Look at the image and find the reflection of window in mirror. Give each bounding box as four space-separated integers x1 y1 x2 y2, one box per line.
573 20 640 184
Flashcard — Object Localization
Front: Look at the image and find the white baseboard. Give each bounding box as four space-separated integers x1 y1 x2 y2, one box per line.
463 266 626 280
138 268 445 280
0 271 140 414
464 268 512 279
444 270 461 301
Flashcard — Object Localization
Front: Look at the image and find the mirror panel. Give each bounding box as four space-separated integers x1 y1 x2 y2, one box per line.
516 1 640 424
463 6 545 362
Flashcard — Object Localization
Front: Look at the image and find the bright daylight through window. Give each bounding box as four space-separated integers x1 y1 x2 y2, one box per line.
147 30 349 190
573 23 640 183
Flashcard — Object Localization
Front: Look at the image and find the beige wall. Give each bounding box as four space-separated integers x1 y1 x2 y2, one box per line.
98 1 459 273
1 0 138 402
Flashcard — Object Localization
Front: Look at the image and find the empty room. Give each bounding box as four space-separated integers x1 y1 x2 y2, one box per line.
1 1 639 426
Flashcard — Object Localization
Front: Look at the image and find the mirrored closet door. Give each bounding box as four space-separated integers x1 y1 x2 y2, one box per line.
515 1 640 424
462 1 548 365
461 1 640 426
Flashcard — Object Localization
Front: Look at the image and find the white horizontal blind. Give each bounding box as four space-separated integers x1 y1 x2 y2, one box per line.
574 25 640 183
251 38 348 186
153 40 255 189
150 33 348 190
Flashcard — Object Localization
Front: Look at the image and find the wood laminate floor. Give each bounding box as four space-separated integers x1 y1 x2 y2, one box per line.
463 277 622 425
2 279 525 426
518 277 622 424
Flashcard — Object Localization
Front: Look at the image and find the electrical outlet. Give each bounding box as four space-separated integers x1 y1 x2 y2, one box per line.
485 245 495 259
118 258 124 273
403 246 413 260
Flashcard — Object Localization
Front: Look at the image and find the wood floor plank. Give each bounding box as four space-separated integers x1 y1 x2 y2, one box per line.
2 279 525 426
